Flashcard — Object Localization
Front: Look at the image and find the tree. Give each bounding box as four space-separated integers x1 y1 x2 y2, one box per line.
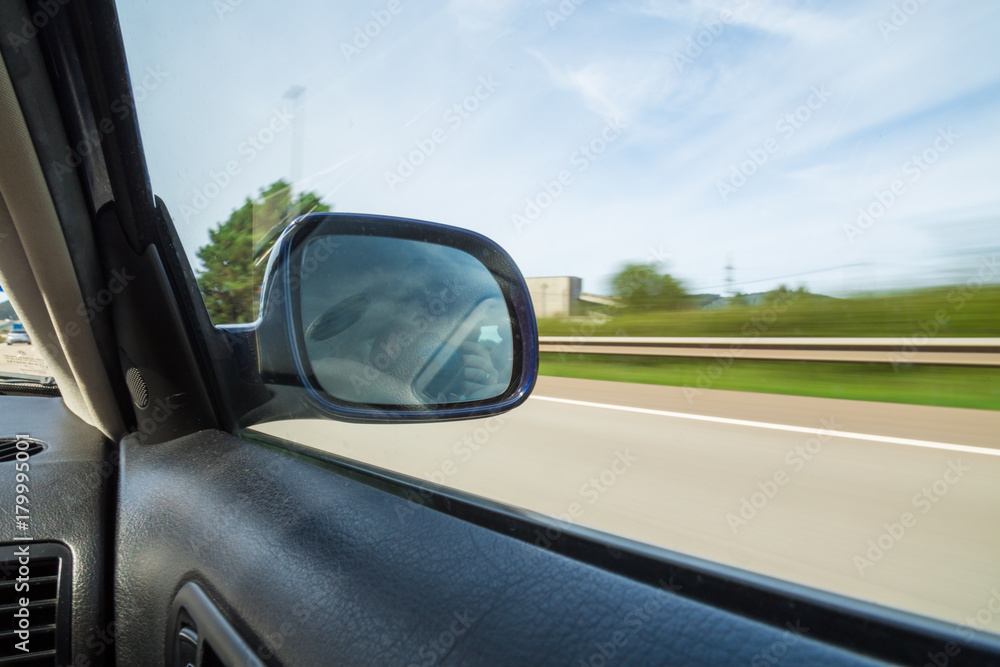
612 263 689 311
197 180 331 324
729 292 749 307
763 284 809 304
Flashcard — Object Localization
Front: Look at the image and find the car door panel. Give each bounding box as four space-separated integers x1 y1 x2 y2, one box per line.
115 428 882 666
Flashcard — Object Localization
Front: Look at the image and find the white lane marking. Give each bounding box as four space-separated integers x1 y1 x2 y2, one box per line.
529 395 1000 458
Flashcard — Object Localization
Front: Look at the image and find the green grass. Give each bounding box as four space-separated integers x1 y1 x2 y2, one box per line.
539 354 1000 411
538 286 1000 338
536 285 999 409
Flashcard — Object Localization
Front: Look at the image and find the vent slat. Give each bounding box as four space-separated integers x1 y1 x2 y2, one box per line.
0 579 58 610
0 562 58 580
0 577 58 590
0 555 62 665
0 602 57 614
0 627 55 641
0 438 46 463
0 648 57 665
0 605 55 634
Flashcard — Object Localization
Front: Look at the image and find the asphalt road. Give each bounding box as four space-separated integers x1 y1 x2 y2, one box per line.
252 376 1000 633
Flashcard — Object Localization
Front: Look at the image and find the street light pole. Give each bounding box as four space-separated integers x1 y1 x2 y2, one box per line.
283 86 306 187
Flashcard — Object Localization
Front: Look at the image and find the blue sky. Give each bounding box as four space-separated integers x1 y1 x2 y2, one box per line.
107 0 1000 298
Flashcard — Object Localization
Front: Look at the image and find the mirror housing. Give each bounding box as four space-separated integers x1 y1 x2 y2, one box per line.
238 213 538 424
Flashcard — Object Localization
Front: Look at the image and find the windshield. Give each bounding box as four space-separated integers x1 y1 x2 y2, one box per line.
114 0 1000 633
0 288 53 382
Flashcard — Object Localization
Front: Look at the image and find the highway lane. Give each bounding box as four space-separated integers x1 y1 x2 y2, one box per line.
251 377 999 632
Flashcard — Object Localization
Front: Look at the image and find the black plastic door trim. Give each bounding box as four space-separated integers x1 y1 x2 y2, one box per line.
166 582 263 667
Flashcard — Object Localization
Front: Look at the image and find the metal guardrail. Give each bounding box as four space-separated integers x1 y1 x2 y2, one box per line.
537 337 1000 367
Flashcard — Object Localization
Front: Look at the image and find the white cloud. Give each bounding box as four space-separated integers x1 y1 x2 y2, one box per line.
115 0 1000 296
523 48 632 119
447 0 534 38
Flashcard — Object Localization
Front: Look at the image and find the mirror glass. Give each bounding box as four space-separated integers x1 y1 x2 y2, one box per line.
299 235 514 406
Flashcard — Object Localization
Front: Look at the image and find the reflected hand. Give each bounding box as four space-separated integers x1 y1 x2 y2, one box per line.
457 341 508 400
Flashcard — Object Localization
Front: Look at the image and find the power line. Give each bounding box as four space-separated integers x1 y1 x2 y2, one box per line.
690 262 869 292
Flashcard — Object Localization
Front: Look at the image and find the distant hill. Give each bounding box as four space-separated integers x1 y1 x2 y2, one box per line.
701 291 832 310
0 300 16 321
689 293 723 308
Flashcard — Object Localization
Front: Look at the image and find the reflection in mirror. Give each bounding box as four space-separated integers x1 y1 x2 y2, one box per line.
299 235 513 406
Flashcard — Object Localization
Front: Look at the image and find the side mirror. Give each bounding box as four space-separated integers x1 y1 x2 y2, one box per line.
246 213 538 423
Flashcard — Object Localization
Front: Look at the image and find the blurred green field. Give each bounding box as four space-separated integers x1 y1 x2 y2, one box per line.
538 355 1000 411
536 286 999 411
537 286 1000 338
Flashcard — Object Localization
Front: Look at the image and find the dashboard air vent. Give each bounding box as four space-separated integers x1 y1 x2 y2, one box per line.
0 544 71 665
0 438 45 463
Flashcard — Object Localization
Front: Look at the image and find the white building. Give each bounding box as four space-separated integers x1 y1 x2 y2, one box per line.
525 276 582 318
